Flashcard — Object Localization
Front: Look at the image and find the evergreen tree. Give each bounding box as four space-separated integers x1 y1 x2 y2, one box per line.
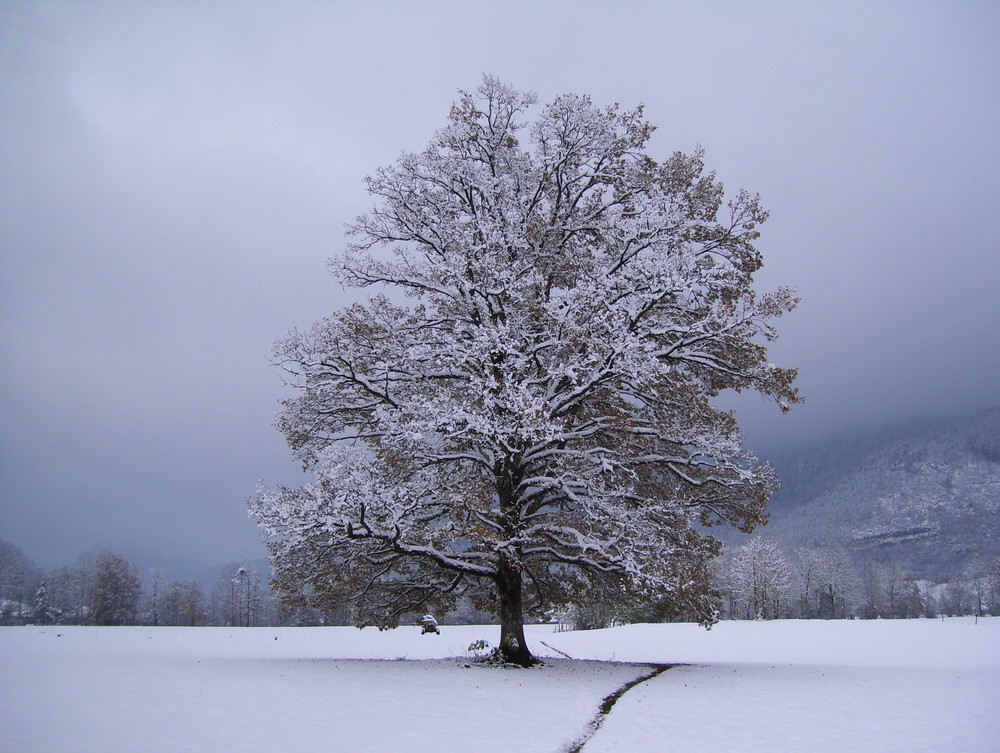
30 577 57 624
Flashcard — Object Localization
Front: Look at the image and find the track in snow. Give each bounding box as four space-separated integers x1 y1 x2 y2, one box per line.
563 664 674 753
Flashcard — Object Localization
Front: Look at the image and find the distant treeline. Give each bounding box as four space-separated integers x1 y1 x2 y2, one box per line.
556 538 1000 630
4 538 998 629
0 541 284 627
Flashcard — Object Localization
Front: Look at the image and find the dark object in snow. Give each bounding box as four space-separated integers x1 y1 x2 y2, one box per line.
419 614 440 634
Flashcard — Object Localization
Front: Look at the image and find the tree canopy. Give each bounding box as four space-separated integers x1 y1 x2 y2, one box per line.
250 76 799 664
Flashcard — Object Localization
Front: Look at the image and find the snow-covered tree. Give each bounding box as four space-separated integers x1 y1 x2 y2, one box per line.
176 580 206 626
251 76 799 665
794 547 859 619
140 567 168 626
967 565 989 618
942 573 970 616
161 579 205 626
91 551 140 626
44 564 91 624
878 562 914 619
256 588 286 627
859 563 892 619
728 537 791 619
30 577 57 625
0 540 41 625
989 557 1000 615
209 566 238 626
210 563 262 626
231 564 262 627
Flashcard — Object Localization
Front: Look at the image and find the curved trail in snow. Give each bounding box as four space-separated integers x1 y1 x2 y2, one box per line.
563 664 675 753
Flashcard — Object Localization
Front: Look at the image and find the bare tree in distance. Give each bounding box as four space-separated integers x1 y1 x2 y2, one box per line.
729 537 791 619
91 551 140 626
251 76 800 665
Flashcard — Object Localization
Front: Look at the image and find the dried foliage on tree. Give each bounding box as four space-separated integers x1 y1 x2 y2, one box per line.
250 76 799 664
91 551 140 626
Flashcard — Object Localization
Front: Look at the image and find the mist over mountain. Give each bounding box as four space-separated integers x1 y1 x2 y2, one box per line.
742 408 1000 580
6 409 996 591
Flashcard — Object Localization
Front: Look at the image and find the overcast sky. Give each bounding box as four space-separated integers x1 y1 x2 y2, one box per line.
2 1 998 570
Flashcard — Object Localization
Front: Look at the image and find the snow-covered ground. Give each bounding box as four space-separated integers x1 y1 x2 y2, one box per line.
1 618 997 752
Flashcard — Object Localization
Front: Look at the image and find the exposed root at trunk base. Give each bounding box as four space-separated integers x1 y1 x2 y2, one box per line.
563 664 674 753
472 647 542 668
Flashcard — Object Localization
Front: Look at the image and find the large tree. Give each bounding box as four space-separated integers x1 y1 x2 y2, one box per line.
251 77 799 665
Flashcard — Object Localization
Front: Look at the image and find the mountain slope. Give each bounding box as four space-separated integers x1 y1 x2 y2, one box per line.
749 408 1000 579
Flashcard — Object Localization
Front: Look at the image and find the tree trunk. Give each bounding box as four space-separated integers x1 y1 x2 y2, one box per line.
496 556 537 666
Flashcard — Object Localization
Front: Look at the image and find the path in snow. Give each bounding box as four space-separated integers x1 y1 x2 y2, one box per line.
543 618 1000 753
563 664 673 753
0 626 646 753
1 618 997 752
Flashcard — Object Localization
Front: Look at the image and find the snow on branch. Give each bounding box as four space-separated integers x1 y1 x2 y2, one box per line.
252 76 799 641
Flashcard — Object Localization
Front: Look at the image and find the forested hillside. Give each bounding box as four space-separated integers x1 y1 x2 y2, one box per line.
752 408 1000 581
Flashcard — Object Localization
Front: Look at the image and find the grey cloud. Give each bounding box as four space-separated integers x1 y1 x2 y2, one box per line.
2 0 998 568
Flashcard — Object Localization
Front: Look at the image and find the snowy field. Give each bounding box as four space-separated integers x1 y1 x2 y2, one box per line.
1 618 997 753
